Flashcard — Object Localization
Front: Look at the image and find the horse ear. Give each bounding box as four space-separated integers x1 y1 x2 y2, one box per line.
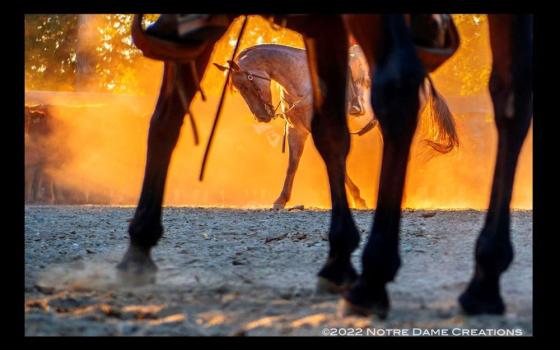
213 62 229 72
227 60 241 72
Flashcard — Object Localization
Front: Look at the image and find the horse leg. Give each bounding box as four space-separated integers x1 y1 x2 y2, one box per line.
117 47 214 284
297 16 360 293
341 15 425 318
273 127 308 209
459 15 533 315
345 174 367 209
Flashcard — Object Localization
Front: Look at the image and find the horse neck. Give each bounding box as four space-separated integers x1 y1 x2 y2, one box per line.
240 46 310 101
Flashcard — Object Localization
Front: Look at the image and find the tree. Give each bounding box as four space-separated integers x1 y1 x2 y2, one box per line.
25 14 159 94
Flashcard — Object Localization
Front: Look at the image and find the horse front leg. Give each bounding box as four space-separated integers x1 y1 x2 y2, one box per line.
117 48 214 284
300 16 360 293
459 15 533 315
345 174 367 209
273 127 308 209
341 15 424 318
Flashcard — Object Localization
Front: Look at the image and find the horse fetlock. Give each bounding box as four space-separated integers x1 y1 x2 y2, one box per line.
128 218 164 249
475 234 514 275
329 221 360 255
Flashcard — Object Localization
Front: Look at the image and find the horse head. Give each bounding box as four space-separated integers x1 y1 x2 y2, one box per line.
215 59 276 123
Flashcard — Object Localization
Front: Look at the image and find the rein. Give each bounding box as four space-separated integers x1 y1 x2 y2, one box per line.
199 15 250 181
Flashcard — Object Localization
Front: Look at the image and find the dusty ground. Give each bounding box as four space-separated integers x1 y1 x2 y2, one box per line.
24 206 532 336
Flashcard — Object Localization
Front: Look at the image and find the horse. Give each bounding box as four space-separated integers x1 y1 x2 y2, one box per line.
119 14 533 319
25 105 59 204
220 43 457 209
217 43 373 209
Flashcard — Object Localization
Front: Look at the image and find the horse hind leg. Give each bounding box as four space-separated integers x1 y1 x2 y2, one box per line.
273 127 308 209
300 16 360 294
459 15 533 315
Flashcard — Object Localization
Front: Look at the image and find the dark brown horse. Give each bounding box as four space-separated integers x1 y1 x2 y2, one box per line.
118 14 532 318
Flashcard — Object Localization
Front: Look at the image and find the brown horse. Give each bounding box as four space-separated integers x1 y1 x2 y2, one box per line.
119 14 532 318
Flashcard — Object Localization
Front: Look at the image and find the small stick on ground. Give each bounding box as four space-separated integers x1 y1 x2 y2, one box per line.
265 233 289 244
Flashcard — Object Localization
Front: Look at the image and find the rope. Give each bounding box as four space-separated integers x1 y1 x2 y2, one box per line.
199 16 250 181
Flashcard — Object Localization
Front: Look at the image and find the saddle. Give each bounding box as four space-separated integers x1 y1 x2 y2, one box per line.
136 14 459 72
132 14 230 61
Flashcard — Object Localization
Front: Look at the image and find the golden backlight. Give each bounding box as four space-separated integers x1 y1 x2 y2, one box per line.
30 15 532 209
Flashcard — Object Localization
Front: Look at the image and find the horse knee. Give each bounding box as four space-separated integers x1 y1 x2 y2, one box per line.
475 231 514 276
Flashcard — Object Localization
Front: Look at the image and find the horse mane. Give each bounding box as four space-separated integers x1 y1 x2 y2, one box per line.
229 44 305 93
236 44 305 61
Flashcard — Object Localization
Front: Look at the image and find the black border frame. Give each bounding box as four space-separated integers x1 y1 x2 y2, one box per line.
11 0 550 343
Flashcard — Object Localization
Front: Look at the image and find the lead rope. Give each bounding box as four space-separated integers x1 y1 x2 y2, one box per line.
199 15 250 181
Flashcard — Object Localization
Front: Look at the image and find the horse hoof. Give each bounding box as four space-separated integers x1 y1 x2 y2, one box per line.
316 277 352 295
339 281 390 319
458 290 505 315
117 267 157 286
272 203 286 210
116 246 158 286
337 298 388 319
354 199 368 210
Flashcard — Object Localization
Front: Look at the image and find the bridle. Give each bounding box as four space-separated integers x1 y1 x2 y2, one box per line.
236 67 311 120
231 66 311 153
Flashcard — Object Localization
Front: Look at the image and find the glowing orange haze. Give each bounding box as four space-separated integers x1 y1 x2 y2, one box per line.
32 15 532 209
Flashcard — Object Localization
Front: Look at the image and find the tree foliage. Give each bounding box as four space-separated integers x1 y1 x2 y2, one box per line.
25 14 490 96
25 14 158 93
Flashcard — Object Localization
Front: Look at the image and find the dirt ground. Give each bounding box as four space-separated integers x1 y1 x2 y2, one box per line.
24 206 533 336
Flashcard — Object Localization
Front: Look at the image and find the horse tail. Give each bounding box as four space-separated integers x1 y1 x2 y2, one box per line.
419 75 459 154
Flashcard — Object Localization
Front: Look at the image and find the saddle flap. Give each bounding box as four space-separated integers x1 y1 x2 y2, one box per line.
133 14 230 62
